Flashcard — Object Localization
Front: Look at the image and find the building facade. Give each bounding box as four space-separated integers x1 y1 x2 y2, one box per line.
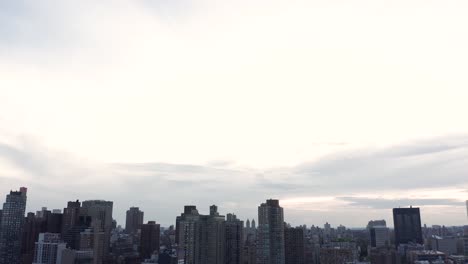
140 221 161 260
125 207 144 235
370 226 390 248
0 187 28 264
257 199 285 264
81 200 113 258
225 213 243 264
393 207 423 246
32 233 67 264
284 226 305 264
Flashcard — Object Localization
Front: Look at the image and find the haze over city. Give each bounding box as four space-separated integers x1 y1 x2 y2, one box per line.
1 0 468 227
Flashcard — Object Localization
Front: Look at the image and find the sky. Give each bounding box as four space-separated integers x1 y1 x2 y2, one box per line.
0 0 467 227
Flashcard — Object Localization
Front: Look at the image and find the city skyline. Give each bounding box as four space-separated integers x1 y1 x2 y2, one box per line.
1 0 468 227
2 186 466 264
1 185 466 229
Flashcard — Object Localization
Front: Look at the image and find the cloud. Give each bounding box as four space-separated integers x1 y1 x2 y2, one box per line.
1 135 467 227
339 197 466 209
293 135 468 193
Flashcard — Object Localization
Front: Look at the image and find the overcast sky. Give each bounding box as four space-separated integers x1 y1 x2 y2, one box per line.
0 0 467 227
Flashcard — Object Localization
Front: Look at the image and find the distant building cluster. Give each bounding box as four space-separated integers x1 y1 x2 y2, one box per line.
0 187 467 264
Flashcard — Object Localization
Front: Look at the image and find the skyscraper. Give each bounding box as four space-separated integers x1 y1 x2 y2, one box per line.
140 221 161 260
21 212 43 264
61 200 81 248
176 205 200 264
0 187 28 264
46 210 63 234
393 207 423 247
81 200 113 258
125 207 144 234
284 226 305 264
257 199 285 264
198 205 226 264
176 205 226 264
225 213 243 264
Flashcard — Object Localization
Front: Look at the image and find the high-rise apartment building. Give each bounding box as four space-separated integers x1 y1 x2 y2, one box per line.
284 226 305 264
176 205 226 264
81 200 113 258
61 200 81 248
370 226 390 248
198 205 226 264
32 233 67 264
0 187 28 264
21 212 43 264
225 213 243 264
125 207 144 234
140 221 161 260
393 207 423 246
46 211 63 234
176 205 200 264
257 199 285 264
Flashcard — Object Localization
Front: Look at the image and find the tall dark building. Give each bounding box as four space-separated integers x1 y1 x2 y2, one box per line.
199 205 226 264
176 205 226 264
20 212 43 264
125 207 144 234
46 211 63 233
257 199 285 264
140 221 161 259
393 207 423 246
285 226 305 264
225 213 243 264
62 200 82 249
0 187 28 264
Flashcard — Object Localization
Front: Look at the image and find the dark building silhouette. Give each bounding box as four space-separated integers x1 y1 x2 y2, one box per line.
257 199 285 264
242 238 257 264
63 215 92 250
225 213 243 264
140 221 160 259
62 200 84 249
176 205 226 264
46 211 63 233
285 226 305 264
393 207 423 246
125 207 144 234
198 205 226 264
0 187 27 264
20 212 43 264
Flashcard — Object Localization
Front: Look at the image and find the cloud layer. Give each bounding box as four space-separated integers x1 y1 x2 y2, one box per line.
0 135 467 227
